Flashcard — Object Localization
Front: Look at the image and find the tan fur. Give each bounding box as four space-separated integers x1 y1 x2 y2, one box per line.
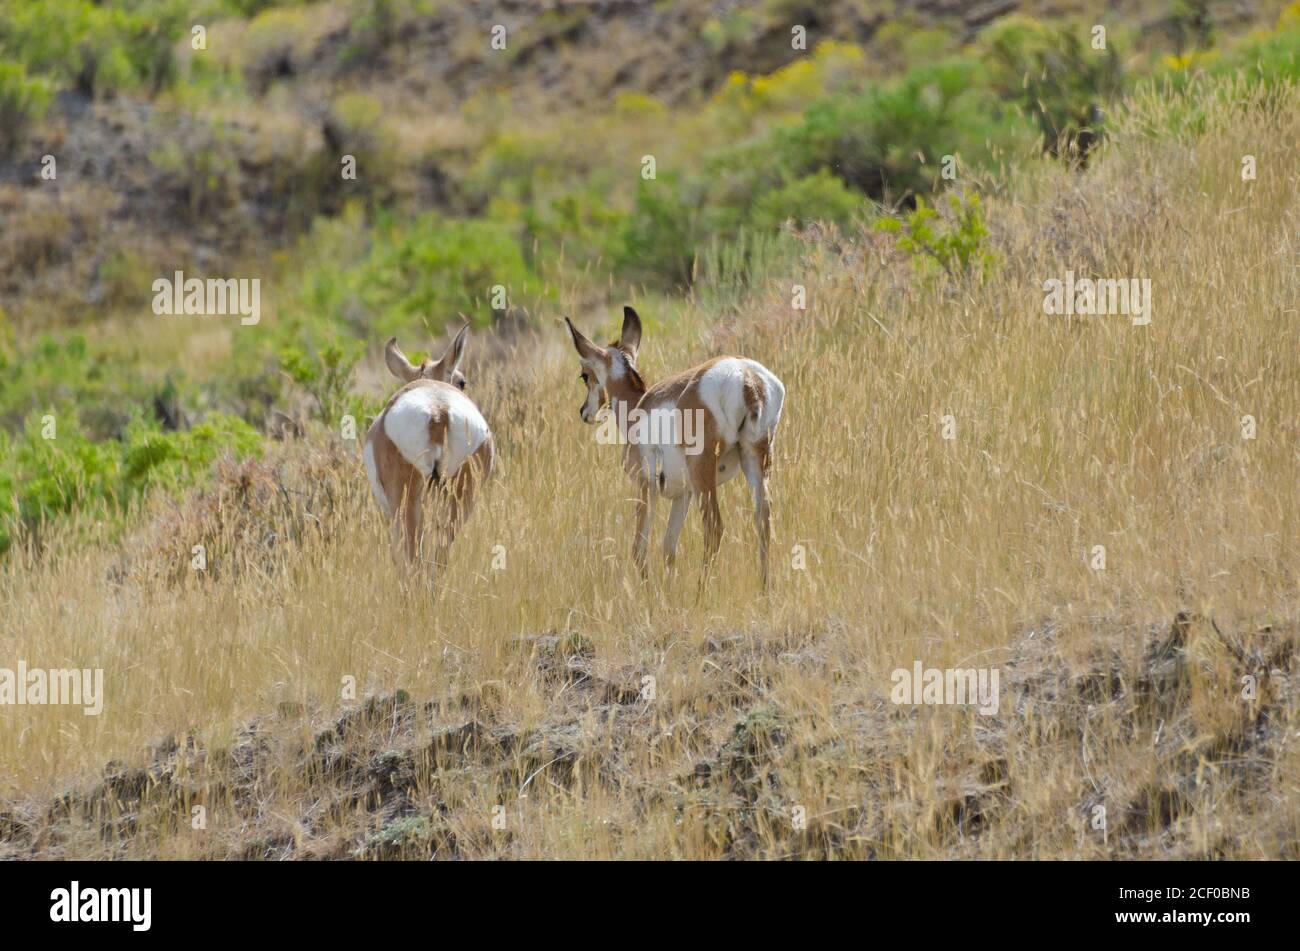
630 357 725 417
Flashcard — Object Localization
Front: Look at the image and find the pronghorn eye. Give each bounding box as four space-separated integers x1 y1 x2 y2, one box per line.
580 372 589 385
457 378 467 390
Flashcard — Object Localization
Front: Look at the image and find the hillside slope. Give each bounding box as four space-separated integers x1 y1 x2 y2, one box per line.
0 0 1289 320
2 74 1296 859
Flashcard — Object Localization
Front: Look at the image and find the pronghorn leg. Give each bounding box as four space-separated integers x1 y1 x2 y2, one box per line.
387 515 408 571
427 482 466 593
663 495 690 571
373 427 424 573
741 439 772 590
431 437 494 592
688 434 725 589
694 488 723 599
394 470 425 567
698 490 722 565
632 481 655 578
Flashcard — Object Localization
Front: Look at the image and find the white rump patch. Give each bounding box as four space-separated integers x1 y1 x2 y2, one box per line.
696 358 784 445
384 384 491 479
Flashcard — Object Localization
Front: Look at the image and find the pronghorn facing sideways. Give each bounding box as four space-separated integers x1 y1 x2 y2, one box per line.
564 307 785 587
363 325 493 589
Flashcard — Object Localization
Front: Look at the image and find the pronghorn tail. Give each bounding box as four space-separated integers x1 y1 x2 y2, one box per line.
741 367 765 431
424 433 449 486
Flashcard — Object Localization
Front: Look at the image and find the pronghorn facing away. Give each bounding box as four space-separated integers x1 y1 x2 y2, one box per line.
564 307 785 587
363 325 493 588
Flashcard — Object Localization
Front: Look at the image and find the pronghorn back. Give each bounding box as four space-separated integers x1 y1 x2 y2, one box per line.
664 356 783 445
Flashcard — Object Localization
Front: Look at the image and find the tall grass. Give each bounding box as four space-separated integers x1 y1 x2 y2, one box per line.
0 79 1296 859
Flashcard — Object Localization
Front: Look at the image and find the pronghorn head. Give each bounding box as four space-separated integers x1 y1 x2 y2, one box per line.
564 306 643 424
385 323 470 390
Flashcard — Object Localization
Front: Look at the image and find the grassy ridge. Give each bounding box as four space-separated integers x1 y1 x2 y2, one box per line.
1 73 1296 857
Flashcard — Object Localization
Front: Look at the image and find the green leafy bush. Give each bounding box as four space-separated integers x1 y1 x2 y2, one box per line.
518 188 625 272
615 175 706 288
0 0 190 97
977 16 1124 162
0 411 261 554
279 338 367 425
1204 8 1300 83
226 207 548 415
776 58 1028 203
875 191 994 281
120 413 262 493
348 212 547 332
0 333 171 439
748 169 864 232
0 61 50 156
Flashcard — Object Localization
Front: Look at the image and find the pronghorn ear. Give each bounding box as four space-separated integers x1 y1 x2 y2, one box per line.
619 306 642 358
565 317 603 362
440 322 469 376
384 337 418 382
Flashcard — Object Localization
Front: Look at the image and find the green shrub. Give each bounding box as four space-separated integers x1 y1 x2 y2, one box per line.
0 333 170 439
615 175 705 289
0 419 117 554
518 188 625 273
0 410 261 555
748 169 864 232
120 413 262 493
356 212 546 331
228 208 548 405
977 16 1124 162
0 62 50 156
776 58 1028 203
875 191 994 281
0 0 189 97
1206 10 1300 83
279 338 367 425
698 137 789 237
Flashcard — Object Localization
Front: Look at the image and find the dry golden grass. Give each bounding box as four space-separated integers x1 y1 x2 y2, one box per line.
1 79 1297 859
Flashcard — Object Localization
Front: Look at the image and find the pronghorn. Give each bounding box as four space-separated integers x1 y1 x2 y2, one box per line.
363 325 493 587
564 307 784 587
